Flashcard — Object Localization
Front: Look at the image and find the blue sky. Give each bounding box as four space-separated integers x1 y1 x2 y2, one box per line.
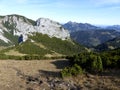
0 0 120 25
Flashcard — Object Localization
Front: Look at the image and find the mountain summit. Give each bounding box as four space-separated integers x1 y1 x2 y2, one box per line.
35 18 70 40
0 14 70 46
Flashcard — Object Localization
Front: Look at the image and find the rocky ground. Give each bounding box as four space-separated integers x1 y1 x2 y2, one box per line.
0 60 120 90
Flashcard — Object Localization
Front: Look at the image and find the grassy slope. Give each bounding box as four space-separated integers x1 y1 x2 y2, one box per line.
1 33 86 59
29 33 85 55
96 37 120 51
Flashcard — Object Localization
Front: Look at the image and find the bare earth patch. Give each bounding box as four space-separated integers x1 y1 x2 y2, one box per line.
0 59 69 90
0 60 120 90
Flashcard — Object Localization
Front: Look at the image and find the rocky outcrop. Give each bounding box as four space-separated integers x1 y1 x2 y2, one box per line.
15 68 80 90
0 14 70 45
36 18 70 40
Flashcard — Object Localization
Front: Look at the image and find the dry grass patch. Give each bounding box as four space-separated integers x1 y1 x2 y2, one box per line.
5 49 27 56
0 59 69 90
34 42 47 49
0 46 7 51
0 60 120 90
45 51 63 58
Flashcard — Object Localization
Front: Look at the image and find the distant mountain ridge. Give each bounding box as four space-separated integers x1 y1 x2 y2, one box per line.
70 30 120 47
63 21 120 32
105 25 120 31
63 21 120 47
63 21 101 32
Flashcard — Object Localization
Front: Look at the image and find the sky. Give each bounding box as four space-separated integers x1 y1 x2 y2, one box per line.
0 0 120 25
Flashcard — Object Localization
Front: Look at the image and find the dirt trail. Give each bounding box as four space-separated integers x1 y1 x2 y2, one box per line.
0 59 69 90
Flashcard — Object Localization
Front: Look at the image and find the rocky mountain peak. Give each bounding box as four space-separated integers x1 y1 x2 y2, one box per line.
0 14 70 46
36 18 62 28
36 18 70 40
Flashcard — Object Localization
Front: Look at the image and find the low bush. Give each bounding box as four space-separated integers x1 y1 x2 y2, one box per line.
100 49 120 68
67 52 103 73
65 49 120 77
61 64 83 78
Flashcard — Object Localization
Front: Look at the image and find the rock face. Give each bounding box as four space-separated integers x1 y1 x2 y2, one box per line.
0 28 10 43
0 14 70 46
35 18 70 40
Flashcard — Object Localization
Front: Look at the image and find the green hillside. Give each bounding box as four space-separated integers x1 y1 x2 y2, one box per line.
0 33 86 60
70 30 120 47
96 37 120 51
29 33 85 55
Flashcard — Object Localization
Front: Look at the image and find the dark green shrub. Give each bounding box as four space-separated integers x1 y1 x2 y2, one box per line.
100 49 120 68
70 64 83 75
23 55 44 60
61 64 83 78
89 55 103 73
67 52 103 73
68 52 88 68
61 67 72 78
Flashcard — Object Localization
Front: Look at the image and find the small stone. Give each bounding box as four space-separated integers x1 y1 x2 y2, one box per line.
39 80 43 85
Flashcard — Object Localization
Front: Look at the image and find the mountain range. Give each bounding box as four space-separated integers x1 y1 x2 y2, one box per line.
63 21 101 32
0 14 120 59
0 14 85 59
63 22 120 47
70 30 120 47
63 21 120 32
105 25 120 31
